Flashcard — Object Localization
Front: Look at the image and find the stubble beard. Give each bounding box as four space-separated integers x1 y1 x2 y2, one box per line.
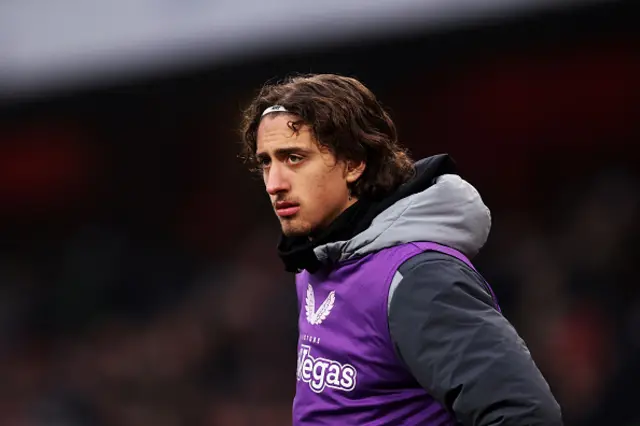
280 217 313 237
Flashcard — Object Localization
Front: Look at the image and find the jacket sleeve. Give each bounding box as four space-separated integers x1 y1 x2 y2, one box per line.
388 252 563 426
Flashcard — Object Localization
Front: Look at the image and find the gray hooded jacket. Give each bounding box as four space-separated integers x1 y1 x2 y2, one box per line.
312 174 563 426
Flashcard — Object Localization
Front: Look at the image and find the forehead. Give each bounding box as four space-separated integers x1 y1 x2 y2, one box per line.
256 114 314 153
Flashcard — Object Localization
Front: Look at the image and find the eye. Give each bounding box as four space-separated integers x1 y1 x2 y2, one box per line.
288 155 304 165
257 157 271 169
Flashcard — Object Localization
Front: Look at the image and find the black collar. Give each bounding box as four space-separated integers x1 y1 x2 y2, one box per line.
277 154 457 273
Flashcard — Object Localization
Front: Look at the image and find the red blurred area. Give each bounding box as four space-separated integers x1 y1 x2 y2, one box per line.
0 122 95 214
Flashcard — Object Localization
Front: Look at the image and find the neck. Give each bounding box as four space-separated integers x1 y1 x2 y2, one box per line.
308 196 358 241
345 195 358 209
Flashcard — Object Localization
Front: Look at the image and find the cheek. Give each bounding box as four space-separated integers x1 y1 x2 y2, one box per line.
302 170 345 212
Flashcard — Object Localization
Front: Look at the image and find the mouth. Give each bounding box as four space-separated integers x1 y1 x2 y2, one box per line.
275 201 300 218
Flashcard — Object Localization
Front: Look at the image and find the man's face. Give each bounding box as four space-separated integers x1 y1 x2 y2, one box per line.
256 114 360 237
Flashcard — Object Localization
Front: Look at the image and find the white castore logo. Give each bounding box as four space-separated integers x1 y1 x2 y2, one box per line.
305 284 335 325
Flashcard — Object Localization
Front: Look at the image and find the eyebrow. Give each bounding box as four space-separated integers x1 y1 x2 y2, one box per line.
256 146 312 159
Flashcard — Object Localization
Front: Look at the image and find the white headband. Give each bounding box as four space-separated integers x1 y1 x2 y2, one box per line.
261 105 289 117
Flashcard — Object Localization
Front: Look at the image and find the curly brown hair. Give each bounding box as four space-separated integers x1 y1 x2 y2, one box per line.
240 74 414 199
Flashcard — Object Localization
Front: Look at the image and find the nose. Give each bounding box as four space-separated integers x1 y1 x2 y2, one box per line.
265 163 291 196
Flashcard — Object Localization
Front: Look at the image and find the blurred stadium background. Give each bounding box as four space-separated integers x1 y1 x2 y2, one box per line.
0 0 638 425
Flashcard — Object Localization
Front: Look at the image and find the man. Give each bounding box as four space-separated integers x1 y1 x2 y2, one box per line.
240 74 562 425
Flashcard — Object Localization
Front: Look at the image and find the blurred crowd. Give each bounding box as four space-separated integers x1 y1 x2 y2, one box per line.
0 223 297 426
482 169 640 426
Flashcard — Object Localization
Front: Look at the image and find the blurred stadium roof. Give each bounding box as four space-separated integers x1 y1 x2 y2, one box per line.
0 0 606 98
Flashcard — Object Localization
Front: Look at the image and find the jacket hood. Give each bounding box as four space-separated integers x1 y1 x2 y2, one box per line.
313 173 492 265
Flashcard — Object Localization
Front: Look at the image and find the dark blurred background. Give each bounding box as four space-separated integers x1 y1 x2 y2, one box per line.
0 0 638 425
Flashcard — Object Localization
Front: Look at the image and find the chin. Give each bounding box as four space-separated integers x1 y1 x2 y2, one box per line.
280 219 312 237
281 227 310 238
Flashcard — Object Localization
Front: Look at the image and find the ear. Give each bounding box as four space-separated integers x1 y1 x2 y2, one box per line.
345 160 366 184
